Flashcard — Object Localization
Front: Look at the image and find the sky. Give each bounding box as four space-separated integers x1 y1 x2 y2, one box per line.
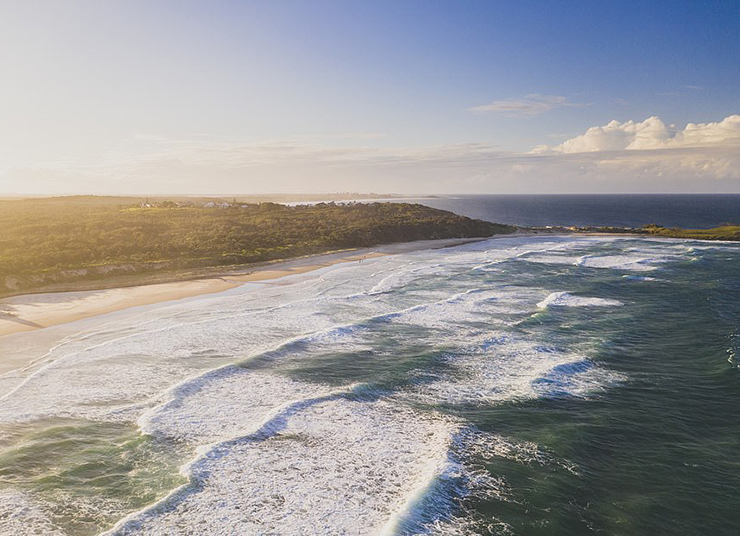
0 0 739 195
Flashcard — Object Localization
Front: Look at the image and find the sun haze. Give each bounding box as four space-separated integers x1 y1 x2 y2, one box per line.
1 0 738 195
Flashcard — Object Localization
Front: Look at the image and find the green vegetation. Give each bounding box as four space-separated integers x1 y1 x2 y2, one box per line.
0 196 514 295
537 224 740 241
641 224 740 241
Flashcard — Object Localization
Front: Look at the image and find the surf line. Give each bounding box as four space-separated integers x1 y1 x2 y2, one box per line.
98 383 369 536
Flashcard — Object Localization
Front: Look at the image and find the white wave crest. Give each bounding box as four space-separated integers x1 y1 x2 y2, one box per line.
537 292 624 309
104 398 457 536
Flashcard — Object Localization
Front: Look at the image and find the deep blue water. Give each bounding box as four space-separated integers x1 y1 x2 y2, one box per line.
411 194 740 229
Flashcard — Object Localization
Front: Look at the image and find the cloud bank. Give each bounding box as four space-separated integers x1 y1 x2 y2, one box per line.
2 115 739 195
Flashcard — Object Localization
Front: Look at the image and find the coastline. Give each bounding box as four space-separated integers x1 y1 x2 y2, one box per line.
0 237 489 339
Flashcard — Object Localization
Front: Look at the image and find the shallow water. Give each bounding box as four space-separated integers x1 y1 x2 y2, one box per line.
1 235 739 535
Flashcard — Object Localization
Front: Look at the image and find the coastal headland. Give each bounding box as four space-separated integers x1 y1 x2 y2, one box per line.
2 195 736 339
0 196 513 298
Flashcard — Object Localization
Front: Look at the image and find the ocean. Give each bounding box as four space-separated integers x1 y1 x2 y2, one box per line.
1 197 740 535
410 194 740 229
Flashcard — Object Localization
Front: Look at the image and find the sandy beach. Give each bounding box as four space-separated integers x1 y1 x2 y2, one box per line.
0 237 486 339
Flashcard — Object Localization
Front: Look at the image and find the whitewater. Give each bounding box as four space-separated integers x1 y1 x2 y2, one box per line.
1 234 737 535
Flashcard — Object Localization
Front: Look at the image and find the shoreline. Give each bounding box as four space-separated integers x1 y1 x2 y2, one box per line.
0 237 490 339
0 230 667 340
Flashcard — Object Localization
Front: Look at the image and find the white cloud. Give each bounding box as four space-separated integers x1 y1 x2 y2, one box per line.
533 115 740 154
468 94 586 116
523 114 740 188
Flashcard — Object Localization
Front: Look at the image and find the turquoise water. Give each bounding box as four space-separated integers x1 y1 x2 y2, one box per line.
1 236 738 535
0 421 186 535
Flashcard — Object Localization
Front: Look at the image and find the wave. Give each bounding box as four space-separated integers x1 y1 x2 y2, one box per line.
137 370 342 443
389 427 581 536
103 395 458 536
623 275 659 282
532 359 623 399
537 291 623 309
520 242 683 272
576 254 670 271
401 331 621 407
0 234 648 535
134 286 541 436
0 489 66 536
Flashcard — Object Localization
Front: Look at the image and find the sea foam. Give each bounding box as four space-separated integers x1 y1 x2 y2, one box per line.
0 490 65 536
537 291 624 309
105 398 457 536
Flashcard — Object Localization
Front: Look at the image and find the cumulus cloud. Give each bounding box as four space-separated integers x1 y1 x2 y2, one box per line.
532 114 740 154
468 94 586 116
521 114 740 187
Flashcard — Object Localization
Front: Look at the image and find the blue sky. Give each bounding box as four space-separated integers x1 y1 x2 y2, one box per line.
1 0 739 194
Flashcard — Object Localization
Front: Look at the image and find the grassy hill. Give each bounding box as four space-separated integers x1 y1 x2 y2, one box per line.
0 197 514 296
641 224 740 241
